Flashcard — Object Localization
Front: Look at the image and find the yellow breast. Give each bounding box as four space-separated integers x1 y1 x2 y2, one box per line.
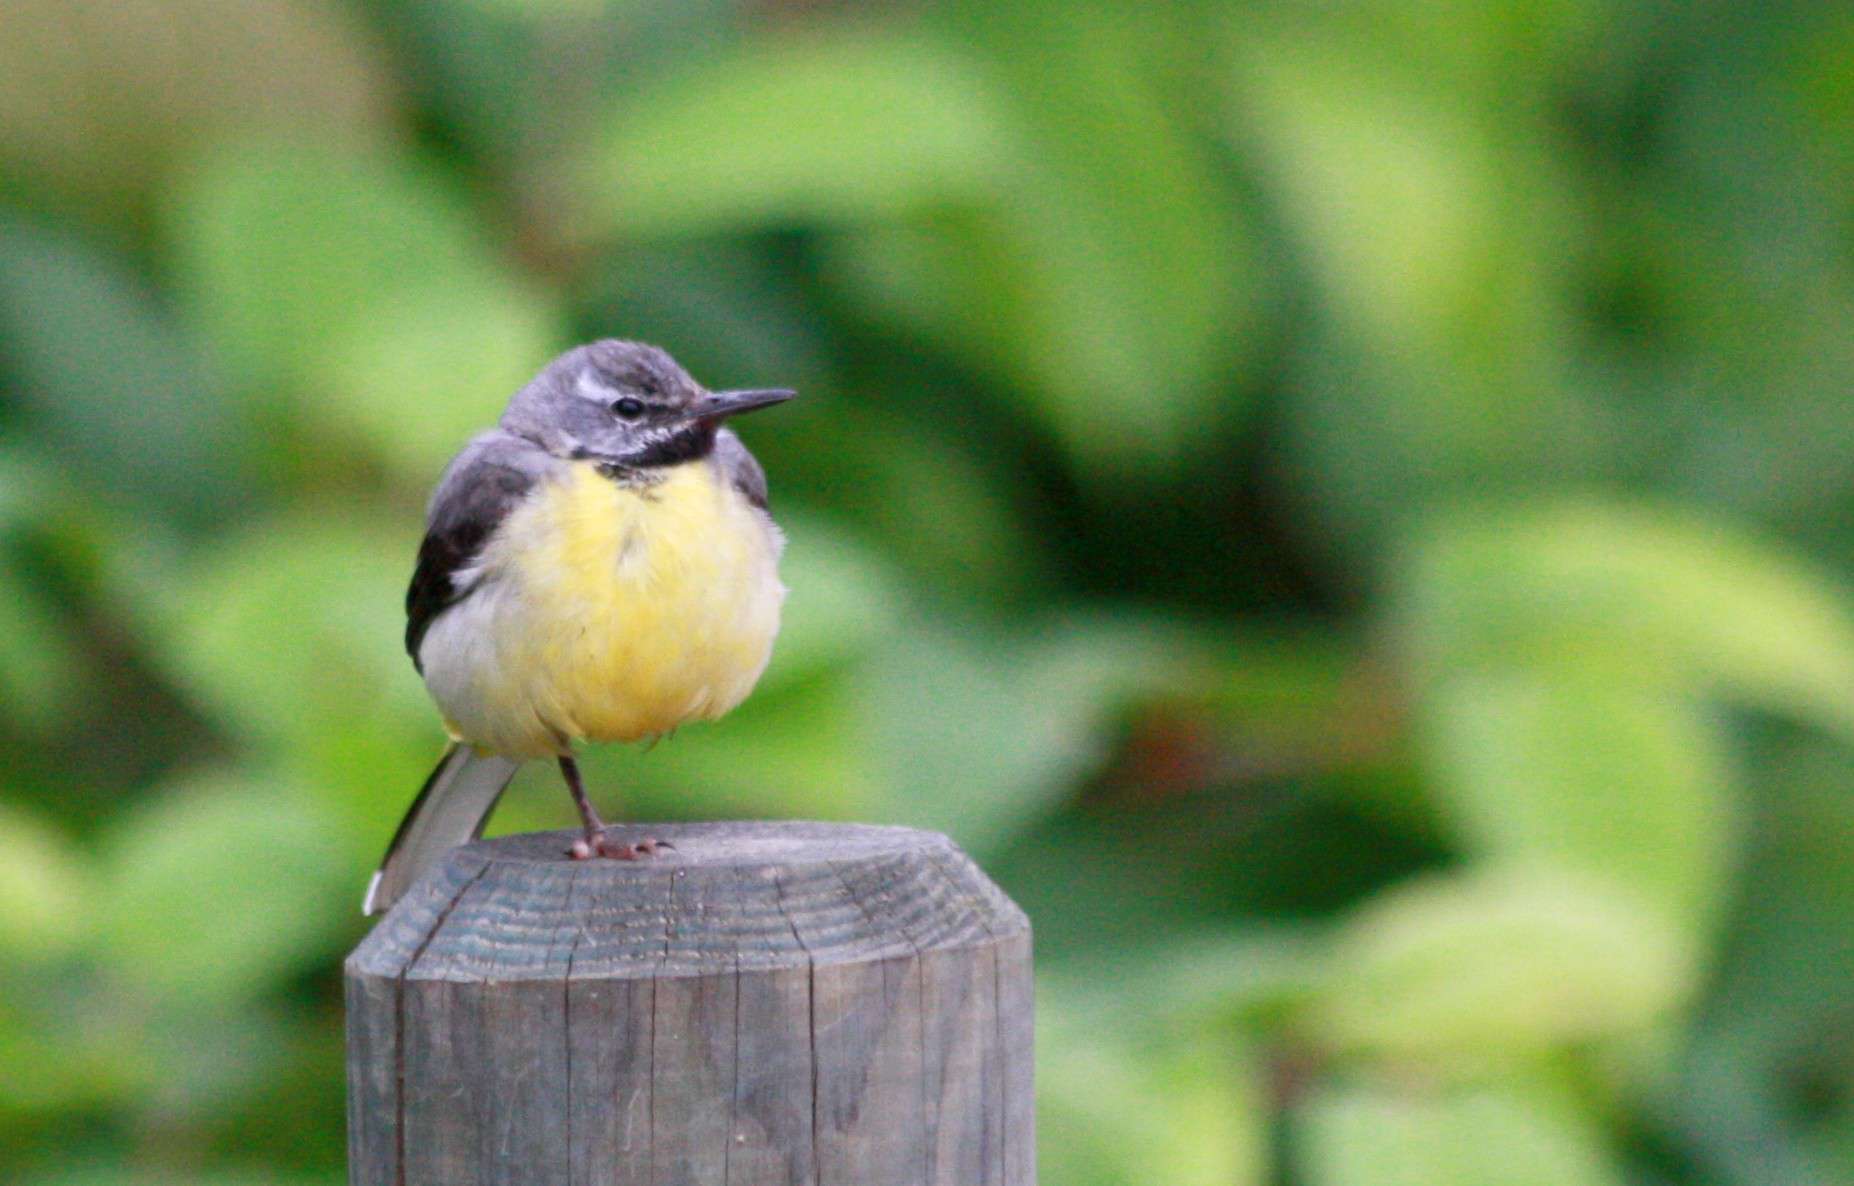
447 459 784 755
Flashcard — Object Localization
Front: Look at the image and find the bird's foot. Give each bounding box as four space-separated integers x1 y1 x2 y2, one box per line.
567 831 674 861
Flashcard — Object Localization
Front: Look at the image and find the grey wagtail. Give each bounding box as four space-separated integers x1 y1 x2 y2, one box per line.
364 340 793 915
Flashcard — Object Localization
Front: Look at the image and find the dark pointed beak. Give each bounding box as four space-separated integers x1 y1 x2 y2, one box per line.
690 388 796 423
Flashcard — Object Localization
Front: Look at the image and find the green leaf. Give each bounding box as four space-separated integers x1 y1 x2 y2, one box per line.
0 802 88 962
133 1002 305 1131
860 615 1110 854
1672 742 1854 1186
958 0 1261 471
1051 926 1322 1030
1422 670 1736 931
317 286 562 477
1231 11 1597 551
756 515 900 691
149 510 441 843
0 451 99 733
166 142 561 478
99 770 351 1004
1309 868 1693 1068
0 1003 140 1114
0 218 244 513
828 3 1260 475
157 512 427 744
582 26 1008 235
0 562 88 735
1396 499 1854 739
1297 1079 1624 1186
753 402 1047 601
1229 12 1572 390
1040 991 1266 1186
585 13 1259 476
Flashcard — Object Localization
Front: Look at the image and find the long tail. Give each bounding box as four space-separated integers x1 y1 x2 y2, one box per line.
363 743 521 916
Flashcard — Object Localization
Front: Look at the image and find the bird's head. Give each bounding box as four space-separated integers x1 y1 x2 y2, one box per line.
500 339 793 466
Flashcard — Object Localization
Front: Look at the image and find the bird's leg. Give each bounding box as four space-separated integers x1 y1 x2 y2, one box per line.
559 754 618 859
558 755 668 860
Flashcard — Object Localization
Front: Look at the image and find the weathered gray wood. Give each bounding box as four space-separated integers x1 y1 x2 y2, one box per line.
346 821 1034 1185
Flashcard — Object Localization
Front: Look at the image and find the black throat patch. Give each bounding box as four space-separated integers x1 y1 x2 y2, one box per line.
596 422 718 482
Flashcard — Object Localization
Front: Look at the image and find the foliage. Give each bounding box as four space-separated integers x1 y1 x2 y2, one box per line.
2 1 1853 1183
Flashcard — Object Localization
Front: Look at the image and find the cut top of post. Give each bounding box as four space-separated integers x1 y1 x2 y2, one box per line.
347 821 1028 984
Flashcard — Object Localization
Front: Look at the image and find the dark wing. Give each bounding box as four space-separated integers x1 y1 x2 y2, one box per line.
714 429 770 511
405 454 536 668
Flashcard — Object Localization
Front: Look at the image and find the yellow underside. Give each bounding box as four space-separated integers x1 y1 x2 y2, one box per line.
426 459 784 757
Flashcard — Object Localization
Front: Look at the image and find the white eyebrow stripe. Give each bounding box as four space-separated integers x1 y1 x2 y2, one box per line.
575 371 617 402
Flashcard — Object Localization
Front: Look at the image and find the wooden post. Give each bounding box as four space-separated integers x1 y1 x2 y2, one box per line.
345 822 1034 1185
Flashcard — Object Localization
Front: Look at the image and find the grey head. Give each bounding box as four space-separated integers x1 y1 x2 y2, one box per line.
499 339 793 468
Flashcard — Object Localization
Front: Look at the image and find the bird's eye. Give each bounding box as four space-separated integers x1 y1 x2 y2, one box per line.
610 397 645 419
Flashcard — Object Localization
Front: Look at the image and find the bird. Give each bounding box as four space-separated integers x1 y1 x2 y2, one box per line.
363 339 793 916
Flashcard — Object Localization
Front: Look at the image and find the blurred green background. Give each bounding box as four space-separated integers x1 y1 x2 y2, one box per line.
3 1 1854 1183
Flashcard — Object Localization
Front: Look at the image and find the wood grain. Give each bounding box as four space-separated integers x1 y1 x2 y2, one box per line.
346 822 1033 1185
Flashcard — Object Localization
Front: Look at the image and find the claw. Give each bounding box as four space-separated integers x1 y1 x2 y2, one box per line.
597 836 639 860
566 817 670 862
